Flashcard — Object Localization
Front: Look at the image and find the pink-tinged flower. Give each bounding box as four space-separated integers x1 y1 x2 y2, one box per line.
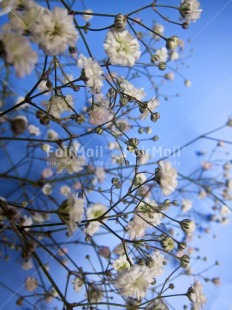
155 161 178 196
89 105 113 126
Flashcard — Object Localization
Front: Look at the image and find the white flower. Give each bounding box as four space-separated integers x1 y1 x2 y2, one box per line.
104 29 141 67
86 203 107 236
156 161 178 196
43 94 74 118
156 47 168 63
48 148 85 174
111 119 130 135
181 199 193 212
119 78 146 101
153 23 164 40
72 276 84 292
62 74 73 85
126 217 146 240
0 0 15 16
42 183 52 195
28 124 40 136
133 173 147 186
47 129 59 140
21 215 33 231
92 167 106 185
187 280 207 309
60 185 71 197
37 80 50 93
58 195 85 235
21 258 33 270
82 9 93 21
78 54 104 93
170 50 179 61
32 7 78 55
25 277 38 291
139 98 159 120
148 251 165 277
180 0 202 23
115 265 154 299
9 4 44 35
87 284 103 303
220 205 231 216
0 25 38 77
112 255 132 271
15 96 28 109
137 150 150 165
136 198 162 226
89 105 113 125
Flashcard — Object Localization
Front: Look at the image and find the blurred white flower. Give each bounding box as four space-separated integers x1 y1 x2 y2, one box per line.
33 7 78 55
0 25 38 77
156 161 178 196
25 277 38 291
58 195 85 235
28 124 41 136
112 255 132 271
82 9 93 21
181 199 193 212
43 95 74 118
86 203 107 236
156 47 168 63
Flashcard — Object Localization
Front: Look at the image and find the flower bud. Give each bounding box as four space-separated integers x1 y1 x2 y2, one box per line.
161 236 175 251
112 177 121 188
180 219 196 234
114 14 127 32
166 36 179 50
178 241 187 251
69 46 77 54
158 62 166 71
11 115 28 135
152 135 159 141
227 119 232 127
151 54 160 63
180 254 190 268
150 112 160 122
95 127 103 135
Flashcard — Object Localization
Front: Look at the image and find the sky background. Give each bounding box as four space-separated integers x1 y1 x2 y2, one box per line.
0 0 232 309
